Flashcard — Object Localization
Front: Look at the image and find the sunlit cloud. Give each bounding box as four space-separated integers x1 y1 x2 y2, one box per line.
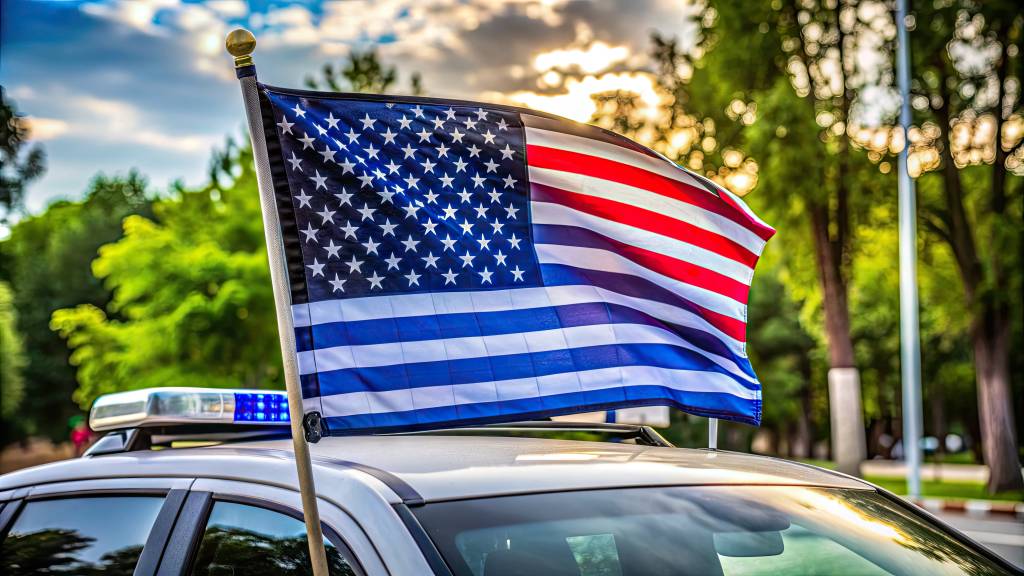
22 117 70 141
499 72 662 123
533 40 630 74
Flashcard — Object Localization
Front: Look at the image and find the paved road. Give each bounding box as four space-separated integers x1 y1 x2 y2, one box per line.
933 510 1024 570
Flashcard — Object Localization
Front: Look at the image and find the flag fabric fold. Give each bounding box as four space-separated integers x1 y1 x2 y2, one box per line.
256 85 775 435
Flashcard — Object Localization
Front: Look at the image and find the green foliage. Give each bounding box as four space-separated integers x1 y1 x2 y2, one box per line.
52 142 282 408
305 49 423 95
0 172 150 442
0 281 26 420
0 86 46 223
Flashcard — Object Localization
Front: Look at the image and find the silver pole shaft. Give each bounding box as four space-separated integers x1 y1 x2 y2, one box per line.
708 418 719 450
236 73 331 576
896 0 923 501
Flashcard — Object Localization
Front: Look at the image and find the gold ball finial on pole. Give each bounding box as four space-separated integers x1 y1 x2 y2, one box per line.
226 28 256 68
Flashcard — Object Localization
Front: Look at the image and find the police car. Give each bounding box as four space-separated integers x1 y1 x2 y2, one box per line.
0 388 1016 575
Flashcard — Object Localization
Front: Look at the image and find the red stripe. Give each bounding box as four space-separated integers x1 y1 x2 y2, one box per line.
531 182 759 268
526 144 775 241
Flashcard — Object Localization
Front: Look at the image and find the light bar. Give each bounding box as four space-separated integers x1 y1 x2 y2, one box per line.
89 387 291 431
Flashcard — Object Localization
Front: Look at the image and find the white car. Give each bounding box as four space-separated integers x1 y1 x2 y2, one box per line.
0 388 1016 575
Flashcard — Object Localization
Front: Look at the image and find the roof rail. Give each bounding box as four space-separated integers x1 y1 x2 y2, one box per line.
400 421 674 448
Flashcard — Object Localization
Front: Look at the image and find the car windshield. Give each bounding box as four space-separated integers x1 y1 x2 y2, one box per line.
413 485 1009 576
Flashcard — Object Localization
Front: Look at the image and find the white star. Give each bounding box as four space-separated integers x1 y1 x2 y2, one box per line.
323 239 343 259
442 268 459 285
325 112 340 130
507 233 522 250
402 203 420 219
420 158 436 173
381 127 397 144
439 174 455 188
503 174 518 189
464 117 478 131
478 267 494 284
441 234 458 252
340 221 359 240
471 173 486 188
482 130 496 145
359 113 377 131
378 188 397 204
497 118 509 131
473 204 488 219
488 189 502 204
403 174 420 189
344 128 360 144
458 251 475 267
453 158 468 173
476 235 491 250
422 252 440 268
431 116 446 130
309 170 328 190
401 235 420 252
490 219 505 234
494 250 508 267
295 189 313 208
383 161 400 176
300 223 318 244
405 269 422 287
366 271 385 290
459 219 474 235
505 203 520 219
416 129 432 143
483 159 499 173
357 173 375 188
450 128 465 143
334 188 353 206
356 204 376 221
379 218 398 236
319 146 337 163
444 107 457 120
287 151 303 171
411 105 425 118
384 253 402 271
441 204 458 220
338 158 356 174
401 144 416 159
397 115 412 130
510 265 525 282
331 136 347 150
363 144 379 160
314 123 328 137
466 144 481 158
328 273 346 293
307 258 325 277
436 143 450 158
423 219 439 234
298 132 315 150
316 206 336 224
345 254 364 274
362 236 380 255
499 144 515 160
292 103 306 118
457 189 473 204
424 190 439 204
277 117 295 134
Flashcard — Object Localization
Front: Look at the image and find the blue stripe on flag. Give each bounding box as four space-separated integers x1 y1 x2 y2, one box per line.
320 385 760 434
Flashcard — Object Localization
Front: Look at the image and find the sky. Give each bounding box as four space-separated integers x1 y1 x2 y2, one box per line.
1 0 697 215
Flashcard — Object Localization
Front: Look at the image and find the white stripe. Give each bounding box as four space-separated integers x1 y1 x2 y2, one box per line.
297 321 755 384
532 201 755 284
529 165 766 255
534 243 747 320
318 365 759 417
527 126 713 198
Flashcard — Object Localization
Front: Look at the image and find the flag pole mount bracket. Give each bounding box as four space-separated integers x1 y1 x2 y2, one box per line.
225 28 256 69
304 412 324 444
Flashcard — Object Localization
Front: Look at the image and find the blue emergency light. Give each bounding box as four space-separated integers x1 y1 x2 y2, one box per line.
89 387 292 431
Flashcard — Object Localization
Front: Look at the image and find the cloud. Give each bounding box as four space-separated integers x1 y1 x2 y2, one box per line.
22 117 70 141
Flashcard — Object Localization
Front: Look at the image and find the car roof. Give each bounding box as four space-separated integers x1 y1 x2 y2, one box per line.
0 434 871 503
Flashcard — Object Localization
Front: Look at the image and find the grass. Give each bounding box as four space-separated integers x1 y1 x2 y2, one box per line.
863 477 1023 503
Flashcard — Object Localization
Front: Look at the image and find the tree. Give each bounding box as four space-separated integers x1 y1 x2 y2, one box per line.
305 49 423 95
0 281 26 426
0 86 46 223
902 0 1023 491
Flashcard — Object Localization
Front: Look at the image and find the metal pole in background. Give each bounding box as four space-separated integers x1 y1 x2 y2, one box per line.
225 29 330 576
708 418 719 450
895 0 923 501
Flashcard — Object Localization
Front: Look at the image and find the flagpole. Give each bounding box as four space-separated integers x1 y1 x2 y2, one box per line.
225 29 330 576
708 418 718 450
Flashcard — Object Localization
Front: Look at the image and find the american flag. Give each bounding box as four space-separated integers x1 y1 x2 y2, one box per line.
258 86 775 435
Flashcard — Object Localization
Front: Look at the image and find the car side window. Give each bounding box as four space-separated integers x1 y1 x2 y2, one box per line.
190 501 357 576
0 495 165 576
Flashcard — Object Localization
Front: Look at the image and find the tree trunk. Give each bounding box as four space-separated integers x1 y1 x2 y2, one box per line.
973 304 1023 492
810 203 866 475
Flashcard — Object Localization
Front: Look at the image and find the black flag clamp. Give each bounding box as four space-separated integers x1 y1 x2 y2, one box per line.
304 412 324 443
